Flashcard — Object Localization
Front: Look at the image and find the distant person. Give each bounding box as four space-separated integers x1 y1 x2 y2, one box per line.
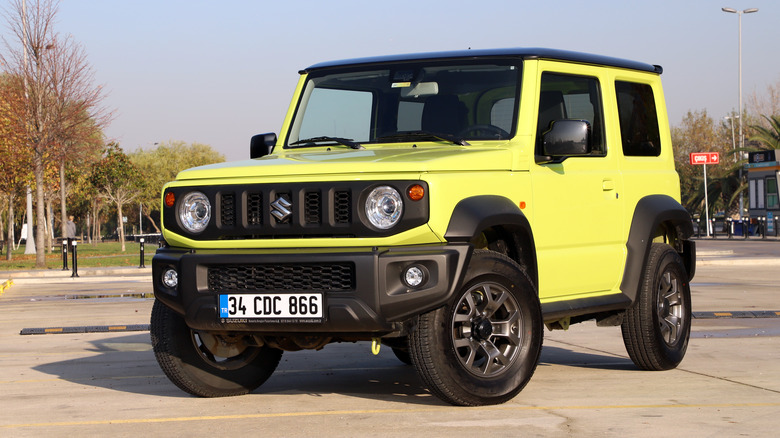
65 215 77 248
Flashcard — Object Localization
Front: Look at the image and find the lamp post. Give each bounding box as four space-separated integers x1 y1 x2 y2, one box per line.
722 6 758 219
724 115 742 219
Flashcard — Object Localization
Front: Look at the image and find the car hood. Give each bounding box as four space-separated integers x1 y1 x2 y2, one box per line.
174 146 514 181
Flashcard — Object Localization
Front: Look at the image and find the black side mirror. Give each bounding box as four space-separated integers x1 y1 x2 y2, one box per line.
250 133 277 158
541 120 591 158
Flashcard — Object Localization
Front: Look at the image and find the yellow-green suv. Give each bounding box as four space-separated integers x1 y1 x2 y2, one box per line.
150 48 696 406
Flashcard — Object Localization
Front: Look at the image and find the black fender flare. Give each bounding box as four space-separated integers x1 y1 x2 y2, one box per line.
620 195 696 304
444 195 538 287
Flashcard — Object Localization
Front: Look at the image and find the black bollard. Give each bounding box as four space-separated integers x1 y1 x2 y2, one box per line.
727 218 732 239
139 238 146 268
761 217 767 240
71 240 79 278
62 240 69 270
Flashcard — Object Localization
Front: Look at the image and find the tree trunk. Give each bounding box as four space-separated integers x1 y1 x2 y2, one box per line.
0 203 5 251
117 201 126 251
46 196 54 254
60 161 67 238
34 154 47 268
144 211 161 233
5 193 13 261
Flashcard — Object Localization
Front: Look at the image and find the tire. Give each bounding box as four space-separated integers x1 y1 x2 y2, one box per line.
150 299 283 397
408 250 543 406
621 243 692 371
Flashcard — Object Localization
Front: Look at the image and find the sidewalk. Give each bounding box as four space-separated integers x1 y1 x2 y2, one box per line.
1 266 151 286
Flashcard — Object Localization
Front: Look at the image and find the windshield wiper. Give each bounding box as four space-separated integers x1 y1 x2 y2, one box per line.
290 136 364 150
376 131 470 146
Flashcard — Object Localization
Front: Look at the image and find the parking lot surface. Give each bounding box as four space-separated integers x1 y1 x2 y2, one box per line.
1 239 778 437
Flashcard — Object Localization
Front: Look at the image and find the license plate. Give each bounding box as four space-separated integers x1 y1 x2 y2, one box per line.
219 293 323 319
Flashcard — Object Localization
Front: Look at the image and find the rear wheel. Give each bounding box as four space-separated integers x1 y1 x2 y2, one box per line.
409 250 543 406
150 300 283 397
621 243 692 370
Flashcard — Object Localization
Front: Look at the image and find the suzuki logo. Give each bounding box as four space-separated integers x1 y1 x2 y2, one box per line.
270 195 292 223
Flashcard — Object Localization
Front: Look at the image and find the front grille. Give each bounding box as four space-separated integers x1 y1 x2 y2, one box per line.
163 180 427 240
207 263 354 292
220 193 235 226
247 192 263 226
304 191 321 224
334 190 351 224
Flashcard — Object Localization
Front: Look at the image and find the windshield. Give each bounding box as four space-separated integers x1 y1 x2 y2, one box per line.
286 60 521 148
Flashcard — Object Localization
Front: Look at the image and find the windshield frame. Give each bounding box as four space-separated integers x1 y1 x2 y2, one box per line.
284 57 523 149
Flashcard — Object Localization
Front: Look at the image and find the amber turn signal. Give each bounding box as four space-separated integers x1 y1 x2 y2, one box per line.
407 184 425 201
164 192 176 207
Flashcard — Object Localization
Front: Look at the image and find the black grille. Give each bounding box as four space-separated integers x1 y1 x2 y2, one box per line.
207 263 354 292
334 190 351 224
220 193 235 226
304 191 321 224
247 192 263 226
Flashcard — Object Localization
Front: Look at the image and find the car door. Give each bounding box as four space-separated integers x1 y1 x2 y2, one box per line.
529 64 625 301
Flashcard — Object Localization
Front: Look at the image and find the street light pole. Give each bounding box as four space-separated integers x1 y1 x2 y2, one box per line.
724 115 741 219
722 6 758 219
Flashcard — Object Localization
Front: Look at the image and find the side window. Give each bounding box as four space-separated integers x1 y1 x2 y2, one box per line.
615 81 661 157
537 73 605 155
490 98 515 133
298 88 373 142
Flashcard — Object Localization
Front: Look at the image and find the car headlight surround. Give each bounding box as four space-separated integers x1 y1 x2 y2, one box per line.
365 185 403 230
178 191 211 233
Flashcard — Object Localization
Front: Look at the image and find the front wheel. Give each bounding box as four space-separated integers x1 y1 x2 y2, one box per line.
150 300 283 397
621 243 692 370
409 250 543 406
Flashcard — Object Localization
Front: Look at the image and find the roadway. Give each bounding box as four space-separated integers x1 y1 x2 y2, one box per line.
0 239 778 437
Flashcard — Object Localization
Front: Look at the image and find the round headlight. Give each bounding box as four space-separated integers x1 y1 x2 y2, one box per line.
178 191 211 233
162 268 178 288
365 186 403 230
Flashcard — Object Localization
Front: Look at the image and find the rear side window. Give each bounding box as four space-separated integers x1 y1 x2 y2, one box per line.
615 81 661 157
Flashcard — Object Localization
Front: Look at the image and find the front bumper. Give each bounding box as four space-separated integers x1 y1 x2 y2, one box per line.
152 244 471 334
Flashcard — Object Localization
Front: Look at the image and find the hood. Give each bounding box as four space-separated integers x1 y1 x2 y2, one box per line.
174 146 515 181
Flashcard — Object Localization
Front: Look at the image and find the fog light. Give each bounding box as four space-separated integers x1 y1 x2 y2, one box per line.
403 265 426 288
162 268 178 288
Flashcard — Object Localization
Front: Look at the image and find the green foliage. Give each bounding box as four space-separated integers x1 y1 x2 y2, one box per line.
749 115 780 150
129 141 225 229
89 143 144 202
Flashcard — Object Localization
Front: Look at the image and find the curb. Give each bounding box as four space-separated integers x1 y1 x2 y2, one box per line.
1 267 152 279
696 257 780 266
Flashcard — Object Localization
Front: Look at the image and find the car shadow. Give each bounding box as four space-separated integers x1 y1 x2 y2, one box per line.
32 333 636 404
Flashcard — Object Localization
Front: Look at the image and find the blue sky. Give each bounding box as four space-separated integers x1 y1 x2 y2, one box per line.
44 0 780 161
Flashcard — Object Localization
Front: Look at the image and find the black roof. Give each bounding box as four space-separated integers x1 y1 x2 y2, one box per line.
302 47 662 74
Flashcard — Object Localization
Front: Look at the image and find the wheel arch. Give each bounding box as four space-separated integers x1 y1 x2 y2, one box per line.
621 194 696 304
444 195 538 290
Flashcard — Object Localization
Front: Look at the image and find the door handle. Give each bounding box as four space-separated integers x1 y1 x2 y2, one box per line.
602 179 615 191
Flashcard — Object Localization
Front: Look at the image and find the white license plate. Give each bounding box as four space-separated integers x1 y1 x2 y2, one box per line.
219 294 323 319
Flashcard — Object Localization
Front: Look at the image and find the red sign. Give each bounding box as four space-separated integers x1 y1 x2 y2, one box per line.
689 152 720 165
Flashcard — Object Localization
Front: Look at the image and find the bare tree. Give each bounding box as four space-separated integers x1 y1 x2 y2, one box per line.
1 0 111 267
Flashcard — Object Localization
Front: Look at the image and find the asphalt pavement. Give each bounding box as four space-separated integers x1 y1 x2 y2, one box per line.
0 238 778 437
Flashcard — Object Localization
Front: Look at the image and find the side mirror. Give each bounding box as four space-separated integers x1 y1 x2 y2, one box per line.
250 133 277 158
538 120 591 162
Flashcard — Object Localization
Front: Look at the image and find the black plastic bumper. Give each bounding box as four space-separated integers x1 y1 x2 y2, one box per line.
152 244 471 334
